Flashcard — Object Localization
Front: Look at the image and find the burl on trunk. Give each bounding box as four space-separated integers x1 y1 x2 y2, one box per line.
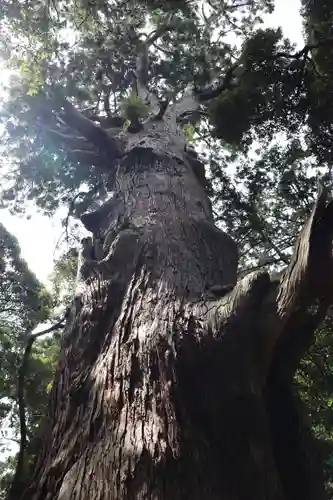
20 56 333 500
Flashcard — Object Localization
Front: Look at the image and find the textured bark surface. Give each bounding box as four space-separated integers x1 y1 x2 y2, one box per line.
22 135 333 499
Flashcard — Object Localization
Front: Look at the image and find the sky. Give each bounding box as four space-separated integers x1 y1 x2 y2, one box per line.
0 0 304 286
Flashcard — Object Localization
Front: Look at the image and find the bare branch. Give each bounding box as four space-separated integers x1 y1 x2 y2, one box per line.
145 12 180 47
152 43 174 57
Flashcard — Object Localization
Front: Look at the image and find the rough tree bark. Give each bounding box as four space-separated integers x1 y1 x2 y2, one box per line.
19 37 333 500
20 123 333 500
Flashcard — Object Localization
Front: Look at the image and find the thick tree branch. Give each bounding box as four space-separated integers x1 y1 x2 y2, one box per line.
272 302 329 381
145 14 180 47
204 270 270 339
195 63 244 102
81 112 125 129
189 37 333 108
251 185 333 380
46 129 95 151
172 89 201 118
202 186 333 392
277 185 333 322
135 43 159 115
103 85 113 119
146 26 170 47
67 150 109 168
168 64 244 120
52 96 123 157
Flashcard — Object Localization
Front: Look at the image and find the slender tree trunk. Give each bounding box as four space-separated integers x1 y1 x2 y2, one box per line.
21 139 331 499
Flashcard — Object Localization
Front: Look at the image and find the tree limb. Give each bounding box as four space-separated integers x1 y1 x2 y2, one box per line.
67 150 109 168
195 63 244 102
277 185 333 323
46 129 95 151
271 302 329 381
172 89 201 119
146 24 173 47
103 85 113 119
80 112 125 129
273 37 333 61
190 37 333 107
52 96 123 157
135 42 160 115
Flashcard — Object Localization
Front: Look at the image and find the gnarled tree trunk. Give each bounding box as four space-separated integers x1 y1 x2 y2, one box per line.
21 130 333 499
19 67 333 497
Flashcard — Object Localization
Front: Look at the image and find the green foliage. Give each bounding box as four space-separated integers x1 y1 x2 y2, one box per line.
0 330 61 498
0 0 273 215
0 225 59 497
120 91 149 122
296 319 333 497
0 223 52 328
50 248 78 307
209 28 302 147
207 1 333 166
181 123 195 143
299 0 333 164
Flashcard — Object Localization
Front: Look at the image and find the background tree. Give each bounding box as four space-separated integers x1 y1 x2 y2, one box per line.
0 239 80 500
0 223 55 499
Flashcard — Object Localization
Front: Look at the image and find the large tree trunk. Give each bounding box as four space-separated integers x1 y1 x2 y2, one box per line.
21 132 333 499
